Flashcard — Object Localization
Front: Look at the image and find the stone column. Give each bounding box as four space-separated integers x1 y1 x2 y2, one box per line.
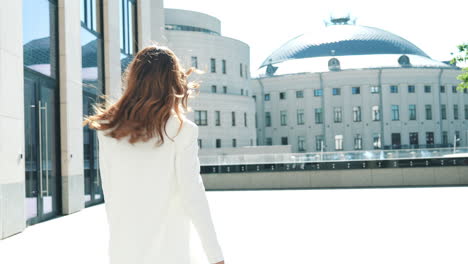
0 0 26 239
103 0 123 100
150 0 166 45
58 0 85 215
138 0 166 48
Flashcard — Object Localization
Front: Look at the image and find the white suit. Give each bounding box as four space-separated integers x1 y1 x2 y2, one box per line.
97 114 224 264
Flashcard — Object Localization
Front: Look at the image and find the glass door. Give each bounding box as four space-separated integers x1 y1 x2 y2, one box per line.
83 92 104 206
24 70 61 225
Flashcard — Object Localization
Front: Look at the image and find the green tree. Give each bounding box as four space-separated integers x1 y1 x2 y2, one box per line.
450 43 468 91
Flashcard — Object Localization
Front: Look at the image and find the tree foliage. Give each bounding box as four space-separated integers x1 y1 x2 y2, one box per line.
450 43 468 91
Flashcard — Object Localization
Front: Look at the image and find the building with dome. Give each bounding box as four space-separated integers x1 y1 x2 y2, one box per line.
162 8 256 150
251 16 467 152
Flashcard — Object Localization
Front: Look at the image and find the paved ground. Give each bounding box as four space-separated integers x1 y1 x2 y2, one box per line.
1 186 467 264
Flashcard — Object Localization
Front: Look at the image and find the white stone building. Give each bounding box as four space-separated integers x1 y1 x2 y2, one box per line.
163 8 257 151
251 17 467 152
0 0 165 239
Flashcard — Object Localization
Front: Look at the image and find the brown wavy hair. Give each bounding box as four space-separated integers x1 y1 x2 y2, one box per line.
82 44 200 146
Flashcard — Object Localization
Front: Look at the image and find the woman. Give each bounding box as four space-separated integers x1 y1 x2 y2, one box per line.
83 45 225 264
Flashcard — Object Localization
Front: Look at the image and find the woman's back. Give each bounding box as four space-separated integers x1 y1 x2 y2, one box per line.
97 115 224 264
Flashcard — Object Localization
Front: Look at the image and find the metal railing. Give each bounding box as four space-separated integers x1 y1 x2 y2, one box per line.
199 147 468 166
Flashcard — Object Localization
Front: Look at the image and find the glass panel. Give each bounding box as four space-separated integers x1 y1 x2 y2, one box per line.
24 77 39 220
80 0 85 23
129 1 136 54
39 82 58 215
23 0 58 79
119 0 124 51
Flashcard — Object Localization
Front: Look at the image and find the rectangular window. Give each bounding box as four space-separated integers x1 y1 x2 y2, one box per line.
264 93 270 101
211 85 217 93
440 85 446 93
441 104 447 120
255 113 257 128
265 112 271 127
408 85 415 93
232 111 236 126
452 85 457 93
120 0 138 55
265 137 272 145
244 112 247 127
335 135 343 150
191 56 198 68
314 89 323 96
198 139 202 149
280 110 287 126
241 89 244 95
391 105 400 120
354 134 362 150
425 104 432 120
409 132 418 145
315 108 323 124
210 58 216 73
426 132 434 145
442 131 448 145
353 106 361 122
223 86 227 94
409 104 417 120
315 135 324 151
455 131 460 146
334 107 342 123
281 137 288 145
215 111 221 126
424 85 431 93
372 105 380 121
352 87 360 94
245 64 249 79
240 63 243 77
464 105 468 120
279 92 286 100
373 133 381 149
391 133 401 148
371 86 380 93
298 136 305 151
454 104 459 120
222 59 226 74
390 85 398 93
296 90 304 98
216 139 221 148
332 88 341 95
297 109 304 125
195 110 208 126
232 138 236 147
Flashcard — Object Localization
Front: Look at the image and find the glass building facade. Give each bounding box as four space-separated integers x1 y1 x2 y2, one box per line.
81 0 105 206
23 0 61 225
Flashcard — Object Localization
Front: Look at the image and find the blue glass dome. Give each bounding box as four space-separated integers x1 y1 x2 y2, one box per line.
260 24 430 68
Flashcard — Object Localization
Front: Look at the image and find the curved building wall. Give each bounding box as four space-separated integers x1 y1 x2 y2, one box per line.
164 9 256 150
252 67 467 152
164 8 221 35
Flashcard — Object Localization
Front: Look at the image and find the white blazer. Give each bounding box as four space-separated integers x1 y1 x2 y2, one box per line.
97 114 224 264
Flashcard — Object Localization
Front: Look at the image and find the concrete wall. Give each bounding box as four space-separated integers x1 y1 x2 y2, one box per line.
203 166 468 190
0 0 26 239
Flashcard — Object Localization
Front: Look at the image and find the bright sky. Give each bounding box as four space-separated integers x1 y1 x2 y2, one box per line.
164 0 468 71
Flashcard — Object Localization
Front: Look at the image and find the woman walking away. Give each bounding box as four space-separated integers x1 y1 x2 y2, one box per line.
83 45 225 264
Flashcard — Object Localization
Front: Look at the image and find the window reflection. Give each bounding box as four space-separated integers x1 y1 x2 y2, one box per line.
120 0 137 72
22 0 58 79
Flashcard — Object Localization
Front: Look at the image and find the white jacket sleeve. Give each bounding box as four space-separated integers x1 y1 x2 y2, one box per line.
175 123 224 264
